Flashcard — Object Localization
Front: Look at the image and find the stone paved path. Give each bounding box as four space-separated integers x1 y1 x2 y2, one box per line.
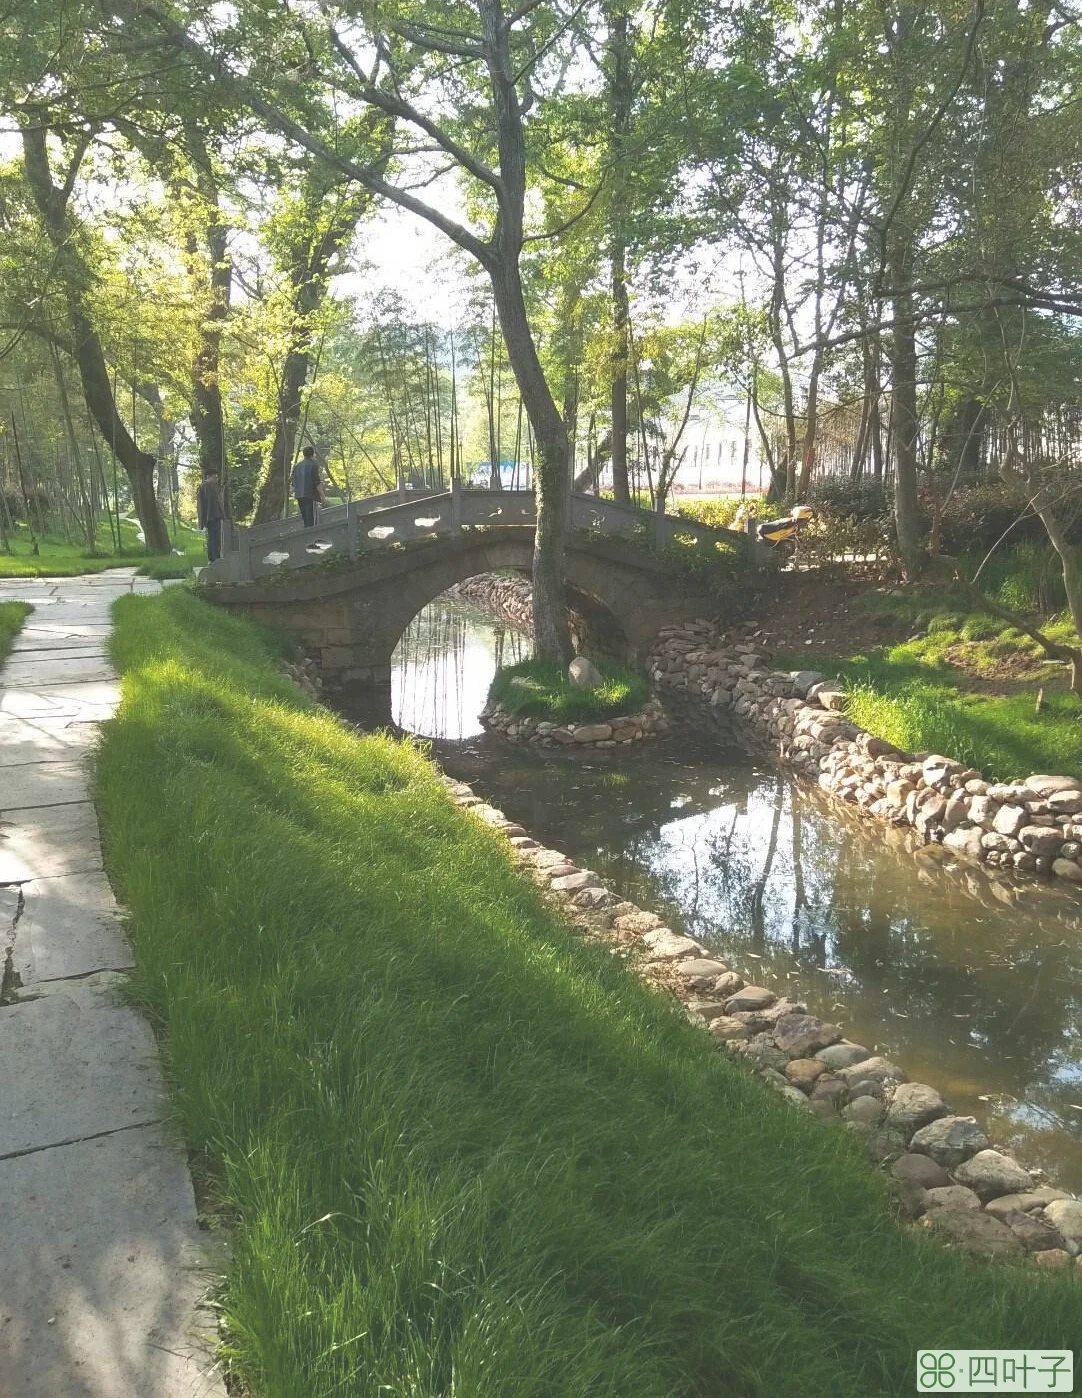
0 571 226 1397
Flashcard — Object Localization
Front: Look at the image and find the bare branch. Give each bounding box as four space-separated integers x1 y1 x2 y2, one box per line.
322 22 505 196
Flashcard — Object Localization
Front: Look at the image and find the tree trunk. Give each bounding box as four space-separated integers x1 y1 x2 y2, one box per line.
491 258 572 664
610 244 631 504
255 336 313 523
888 242 924 576
20 123 171 553
71 306 170 552
189 225 231 500
606 2 633 505
795 360 821 500
154 412 176 510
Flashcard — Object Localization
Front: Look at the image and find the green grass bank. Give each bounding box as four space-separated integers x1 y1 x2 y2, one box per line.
95 589 1082 1396
777 579 1082 783
0 518 204 578
0 600 30 662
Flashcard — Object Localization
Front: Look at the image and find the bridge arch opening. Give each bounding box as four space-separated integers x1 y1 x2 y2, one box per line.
387 568 633 672
372 570 634 740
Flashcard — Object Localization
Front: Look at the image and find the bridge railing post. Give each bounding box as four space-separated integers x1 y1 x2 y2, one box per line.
230 524 252 582
450 476 463 534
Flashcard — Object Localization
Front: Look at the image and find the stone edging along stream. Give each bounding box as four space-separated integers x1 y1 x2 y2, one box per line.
647 617 1082 889
478 699 667 750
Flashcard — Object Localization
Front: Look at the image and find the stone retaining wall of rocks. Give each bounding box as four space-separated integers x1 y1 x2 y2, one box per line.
479 698 668 750
441 771 1082 1268
648 617 1082 889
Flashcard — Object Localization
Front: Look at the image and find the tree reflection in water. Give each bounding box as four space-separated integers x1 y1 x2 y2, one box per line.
392 596 530 740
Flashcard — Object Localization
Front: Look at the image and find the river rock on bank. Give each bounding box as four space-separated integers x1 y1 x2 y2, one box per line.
771 1013 842 1058
836 1056 906 1090
885 1083 950 1136
953 1149 1034 1202
920 1206 1023 1254
814 1042 871 1070
910 1116 989 1168
891 1153 952 1190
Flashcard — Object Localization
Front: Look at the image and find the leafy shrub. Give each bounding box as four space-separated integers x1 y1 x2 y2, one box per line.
808 478 892 523
675 496 766 529
488 656 649 722
936 481 1046 556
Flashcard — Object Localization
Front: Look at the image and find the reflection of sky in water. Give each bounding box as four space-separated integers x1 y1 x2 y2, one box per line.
384 599 1082 1190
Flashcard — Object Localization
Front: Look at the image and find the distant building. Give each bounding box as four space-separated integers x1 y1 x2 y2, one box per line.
673 394 764 495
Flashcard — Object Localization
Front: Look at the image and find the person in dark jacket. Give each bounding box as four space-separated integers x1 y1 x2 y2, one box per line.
196 467 226 562
291 445 324 527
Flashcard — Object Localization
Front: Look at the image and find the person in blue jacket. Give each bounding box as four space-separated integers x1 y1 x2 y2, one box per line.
292 445 325 527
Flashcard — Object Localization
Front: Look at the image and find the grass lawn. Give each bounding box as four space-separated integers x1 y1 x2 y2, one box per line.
777 582 1082 782
95 590 1082 1397
489 655 650 722
0 600 30 663
0 518 206 578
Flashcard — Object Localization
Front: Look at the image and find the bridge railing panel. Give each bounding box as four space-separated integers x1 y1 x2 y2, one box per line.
356 492 453 548
569 495 649 540
241 489 441 547
246 519 354 579
349 487 441 520
458 489 536 527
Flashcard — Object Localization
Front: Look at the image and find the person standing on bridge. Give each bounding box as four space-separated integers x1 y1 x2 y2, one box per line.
196 466 226 563
292 445 325 528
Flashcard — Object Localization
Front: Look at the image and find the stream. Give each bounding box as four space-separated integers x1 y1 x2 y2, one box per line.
338 597 1082 1191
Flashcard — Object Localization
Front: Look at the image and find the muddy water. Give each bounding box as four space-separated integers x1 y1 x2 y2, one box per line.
339 598 1082 1191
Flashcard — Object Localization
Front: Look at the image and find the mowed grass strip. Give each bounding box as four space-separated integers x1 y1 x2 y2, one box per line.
775 566 1082 782
95 590 1082 1397
778 631 1082 781
0 600 30 662
0 519 205 577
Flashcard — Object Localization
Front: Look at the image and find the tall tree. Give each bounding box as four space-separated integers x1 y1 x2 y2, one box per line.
111 0 612 662
19 119 171 551
253 148 387 523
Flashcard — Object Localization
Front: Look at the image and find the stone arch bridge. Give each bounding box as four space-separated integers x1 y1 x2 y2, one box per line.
203 484 768 685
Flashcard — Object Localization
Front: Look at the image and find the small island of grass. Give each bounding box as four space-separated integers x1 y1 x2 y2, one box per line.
483 656 664 748
487 656 650 723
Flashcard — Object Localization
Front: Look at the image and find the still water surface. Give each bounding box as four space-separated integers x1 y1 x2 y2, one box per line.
344 598 1082 1190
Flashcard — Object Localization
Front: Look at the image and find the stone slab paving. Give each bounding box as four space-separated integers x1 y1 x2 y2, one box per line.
2 761 94 811
0 573 225 1396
